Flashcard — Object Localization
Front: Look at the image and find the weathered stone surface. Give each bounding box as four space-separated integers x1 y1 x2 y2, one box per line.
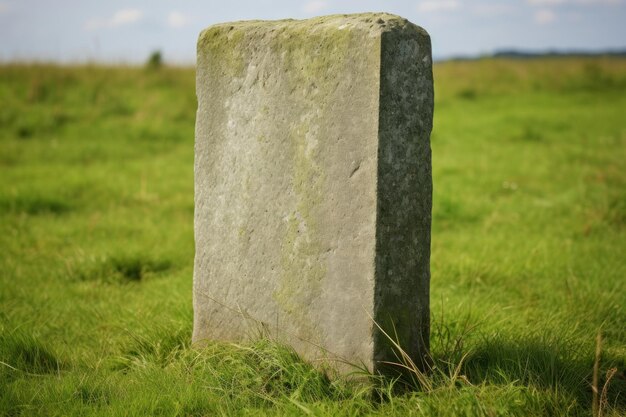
193 13 433 373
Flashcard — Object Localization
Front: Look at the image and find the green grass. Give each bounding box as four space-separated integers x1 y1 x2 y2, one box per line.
1 57 625 416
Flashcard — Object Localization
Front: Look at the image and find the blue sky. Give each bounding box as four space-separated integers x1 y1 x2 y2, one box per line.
1 0 625 63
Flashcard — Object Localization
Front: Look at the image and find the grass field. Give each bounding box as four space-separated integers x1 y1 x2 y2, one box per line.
1 57 625 416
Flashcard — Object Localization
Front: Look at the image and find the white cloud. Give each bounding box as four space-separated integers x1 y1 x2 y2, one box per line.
111 9 142 26
534 9 556 23
417 1 461 12
303 1 328 14
167 11 189 29
85 8 143 31
0 2 9 14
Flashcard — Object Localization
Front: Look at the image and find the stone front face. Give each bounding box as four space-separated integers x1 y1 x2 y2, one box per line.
193 13 433 373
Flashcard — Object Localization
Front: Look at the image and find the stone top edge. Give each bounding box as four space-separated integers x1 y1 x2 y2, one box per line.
198 12 428 40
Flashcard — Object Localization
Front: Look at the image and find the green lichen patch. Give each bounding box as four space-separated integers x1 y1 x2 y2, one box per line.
268 25 353 95
274 120 326 338
197 25 247 78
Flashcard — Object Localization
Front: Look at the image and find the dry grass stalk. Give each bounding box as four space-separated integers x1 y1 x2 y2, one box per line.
598 367 618 417
592 330 602 417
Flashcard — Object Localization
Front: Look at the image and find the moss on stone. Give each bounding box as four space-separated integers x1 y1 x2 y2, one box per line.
273 120 326 338
197 26 246 77
268 25 353 96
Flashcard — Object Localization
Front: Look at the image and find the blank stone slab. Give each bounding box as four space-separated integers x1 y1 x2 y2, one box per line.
193 13 433 373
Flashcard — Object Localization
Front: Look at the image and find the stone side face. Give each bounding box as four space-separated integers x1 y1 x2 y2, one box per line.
374 25 433 373
194 13 432 372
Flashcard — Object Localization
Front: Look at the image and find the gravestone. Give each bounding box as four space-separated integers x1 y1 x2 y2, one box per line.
193 13 433 373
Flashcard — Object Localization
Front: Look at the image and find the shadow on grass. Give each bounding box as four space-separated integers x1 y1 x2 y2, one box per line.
444 335 626 413
0 194 72 215
74 254 173 284
0 328 63 382
106 256 172 282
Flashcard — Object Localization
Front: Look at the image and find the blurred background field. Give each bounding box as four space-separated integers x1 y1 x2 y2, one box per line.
1 58 625 416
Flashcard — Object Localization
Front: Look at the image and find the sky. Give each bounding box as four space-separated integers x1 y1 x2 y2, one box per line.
1 0 625 63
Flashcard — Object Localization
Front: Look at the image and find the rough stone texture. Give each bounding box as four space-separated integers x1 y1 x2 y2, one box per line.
193 13 433 373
